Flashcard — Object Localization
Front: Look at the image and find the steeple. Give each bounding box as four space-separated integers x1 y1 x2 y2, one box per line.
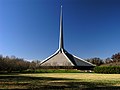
40 5 95 70
59 5 64 52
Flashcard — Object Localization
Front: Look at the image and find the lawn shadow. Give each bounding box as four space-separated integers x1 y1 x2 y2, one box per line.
0 74 120 90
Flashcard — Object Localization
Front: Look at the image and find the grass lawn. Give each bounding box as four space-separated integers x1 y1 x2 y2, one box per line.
0 73 120 89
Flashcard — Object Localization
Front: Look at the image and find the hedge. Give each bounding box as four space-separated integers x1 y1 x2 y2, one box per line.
94 66 120 74
22 69 81 73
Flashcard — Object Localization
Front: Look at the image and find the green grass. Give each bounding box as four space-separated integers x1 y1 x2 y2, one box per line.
0 73 120 89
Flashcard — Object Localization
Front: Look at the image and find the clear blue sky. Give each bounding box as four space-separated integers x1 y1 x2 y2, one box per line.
0 0 120 61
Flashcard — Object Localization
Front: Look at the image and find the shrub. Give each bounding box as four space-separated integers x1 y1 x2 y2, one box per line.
94 66 120 74
22 69 81 73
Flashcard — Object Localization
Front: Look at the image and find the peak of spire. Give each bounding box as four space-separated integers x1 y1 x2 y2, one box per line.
59 5 64 52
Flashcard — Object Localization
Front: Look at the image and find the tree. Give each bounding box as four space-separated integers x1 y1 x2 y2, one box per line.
111 52 120 62
29 61 37 70
86 57 104 66
0 55 31 72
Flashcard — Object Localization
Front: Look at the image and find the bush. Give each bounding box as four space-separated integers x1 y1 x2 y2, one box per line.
94 66 120 74
22 69 81 73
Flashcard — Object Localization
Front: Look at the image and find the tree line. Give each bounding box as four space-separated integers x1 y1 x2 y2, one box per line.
86 52 120 66
0 55 39 72
0 52 120 72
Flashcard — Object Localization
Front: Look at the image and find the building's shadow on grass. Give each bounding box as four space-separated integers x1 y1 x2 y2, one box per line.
0 74 120 90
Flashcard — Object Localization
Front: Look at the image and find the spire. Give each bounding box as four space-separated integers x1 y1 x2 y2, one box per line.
59 5 64 52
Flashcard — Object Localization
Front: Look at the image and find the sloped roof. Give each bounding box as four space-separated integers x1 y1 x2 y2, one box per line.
40 49 95 66
40 51 74 66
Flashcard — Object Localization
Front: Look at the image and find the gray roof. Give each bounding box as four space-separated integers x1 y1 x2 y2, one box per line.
40 49 94 66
